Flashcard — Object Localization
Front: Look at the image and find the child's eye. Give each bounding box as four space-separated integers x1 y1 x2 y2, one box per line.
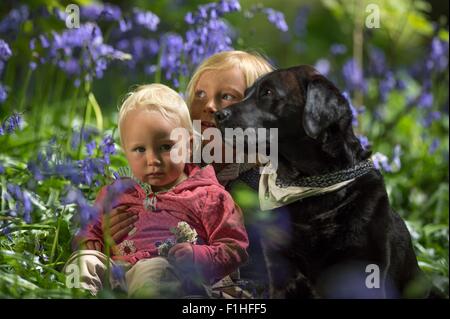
222 93 235 101
159 144 173 152
133 147 145 153
195 90 206 99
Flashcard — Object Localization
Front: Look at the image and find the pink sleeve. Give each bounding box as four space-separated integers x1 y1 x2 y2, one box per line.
191 188 249 282
71 187 107 251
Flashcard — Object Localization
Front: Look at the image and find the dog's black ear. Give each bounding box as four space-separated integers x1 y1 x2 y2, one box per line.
303 79 350 139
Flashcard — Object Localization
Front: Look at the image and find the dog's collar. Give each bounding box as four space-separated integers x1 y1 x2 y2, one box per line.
259 159 375 211
275 159 375 188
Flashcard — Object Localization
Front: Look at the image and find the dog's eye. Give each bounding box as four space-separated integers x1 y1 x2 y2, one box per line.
261 89 273 97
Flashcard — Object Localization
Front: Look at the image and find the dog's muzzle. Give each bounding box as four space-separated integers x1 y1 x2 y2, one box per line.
214 108 232 124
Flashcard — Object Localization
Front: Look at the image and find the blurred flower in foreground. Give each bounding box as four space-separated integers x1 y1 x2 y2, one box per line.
62 186 99 228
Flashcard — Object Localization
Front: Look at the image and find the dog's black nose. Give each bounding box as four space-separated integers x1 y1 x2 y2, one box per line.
214 108 231 123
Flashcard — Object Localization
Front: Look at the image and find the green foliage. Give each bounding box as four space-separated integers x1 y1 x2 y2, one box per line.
0 0 448 298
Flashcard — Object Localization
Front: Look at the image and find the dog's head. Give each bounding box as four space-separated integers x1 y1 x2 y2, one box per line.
214 65 370 172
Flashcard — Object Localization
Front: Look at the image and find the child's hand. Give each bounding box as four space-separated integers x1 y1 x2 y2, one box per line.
103 205 138 242
168 243 194 266
84 240 102 252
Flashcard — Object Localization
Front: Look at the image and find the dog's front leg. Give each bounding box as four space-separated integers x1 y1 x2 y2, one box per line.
286 272 319 298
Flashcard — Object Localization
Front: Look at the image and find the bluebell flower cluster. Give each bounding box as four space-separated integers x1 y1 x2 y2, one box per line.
5 183 33 224
184 0 241 71
0 5 29 38
32 23 130 84
80 3 122 22
262 8 289 32
0 38 12 103
342 58 367 93
28 131 116 187
330 43 347 56
160 33 186 87
0 112 23 135
62 187 99 228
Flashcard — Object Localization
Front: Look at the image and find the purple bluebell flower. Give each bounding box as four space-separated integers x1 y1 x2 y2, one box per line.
293 6 310 37
29 38 36 50
71 126 99 149
429 138 440 154
342 91 364 127
418 92 433 109
44 23 130 81
82 126 99 141
330 43 347 56
218 0 241 13
81 3 122 22
118 37 159 69
0 39 12 60
112 170 120 180
100 135 116 165
27 161 44 181
119 18 133 32
102 179 136 212
262 8 288 32
160 33 187 87
396 79 406 91
0 5 29 35
0 163 4 174
357 135 370 150
314 59 330 76
133 8 160 31
111 264 126 282
184 0 242 70
427 37 449 73
392 145 401 170
53 7 67 21
39 35 50 49
369 47 387 76
342 59 366 93
62 186 99 228
372 152 392 172
379 71 396 102
0 83 8 104
1 112 23 134
86 140 96 156
6 183 33 223
421 111 441 127
29 61 37 70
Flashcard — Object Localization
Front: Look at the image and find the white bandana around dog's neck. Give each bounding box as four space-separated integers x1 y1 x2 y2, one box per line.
258 162 355 211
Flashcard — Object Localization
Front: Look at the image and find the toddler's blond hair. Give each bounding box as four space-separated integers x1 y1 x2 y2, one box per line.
118 84 192 146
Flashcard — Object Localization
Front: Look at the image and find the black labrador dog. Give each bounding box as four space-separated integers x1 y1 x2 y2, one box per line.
214 65 430 298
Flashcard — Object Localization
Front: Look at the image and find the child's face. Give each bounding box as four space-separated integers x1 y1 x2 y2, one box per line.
190 66 246 134
121 108 186 191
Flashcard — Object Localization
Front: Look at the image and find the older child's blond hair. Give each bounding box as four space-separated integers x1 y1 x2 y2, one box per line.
118 83 192 146
185 50 275 107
